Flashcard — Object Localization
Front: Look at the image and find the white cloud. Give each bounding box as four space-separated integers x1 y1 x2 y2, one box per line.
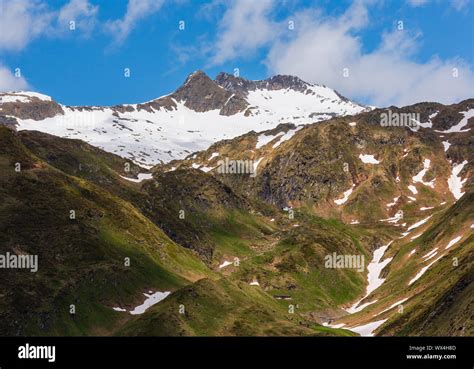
209 0 278 65
265 3 474 106
0 0 98 51
0 64 29 92
0 0 54 51
105 0 165 44
208 0 473 106
58 0 99 35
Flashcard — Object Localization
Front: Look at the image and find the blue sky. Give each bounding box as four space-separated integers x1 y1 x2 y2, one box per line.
0 0 473 107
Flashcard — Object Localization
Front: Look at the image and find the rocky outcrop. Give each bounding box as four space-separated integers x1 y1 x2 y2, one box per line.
0 95 64 120
216 72 328 96
0 114 18 130
168 71 248 115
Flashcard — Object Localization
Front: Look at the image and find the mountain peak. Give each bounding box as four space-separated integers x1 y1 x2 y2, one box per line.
172 70 248 115
182 70 210 85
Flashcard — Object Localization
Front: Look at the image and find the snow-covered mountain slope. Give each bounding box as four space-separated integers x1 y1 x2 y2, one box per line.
0 71 369 168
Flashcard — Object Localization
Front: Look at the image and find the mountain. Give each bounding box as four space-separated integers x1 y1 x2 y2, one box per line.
0 71 368 168
0 73 472 337
0 126 360 336
163 99 473 214
152 98 473 336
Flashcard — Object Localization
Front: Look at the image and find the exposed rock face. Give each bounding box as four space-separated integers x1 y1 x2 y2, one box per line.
170 71 249 115
215 72 329 96
0 114 18 130
214 73 261 97
430 99 474 131
111 104 136 114
0 95 64 121
136 95 178 112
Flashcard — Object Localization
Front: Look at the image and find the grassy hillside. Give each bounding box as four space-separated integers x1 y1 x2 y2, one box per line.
0 126 214 335
117 278 355 336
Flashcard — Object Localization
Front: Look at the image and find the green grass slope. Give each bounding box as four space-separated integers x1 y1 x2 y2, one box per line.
0 126 214 335
117 277 355 336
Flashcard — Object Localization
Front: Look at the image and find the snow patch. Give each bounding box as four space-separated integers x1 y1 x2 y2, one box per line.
408 185 418 195
408 254 444 286
345 299 378 314
447 160 468 200
113 291 171 315
380 210 403 224
209 152 219 160
376 297 409 316
400 216 432 238
347 319 388 337
334 184 355 205
359 154 380 164
345 241 393 314
436 109 474 133
442 141 451 152
422 248 438 260
272 126 303 148
386 197 399 208
219 260 233 269
445 236 462 249
120 173 153 183
256 132 284 149
199 166 215 173
412 159 435 188
1 95 31 103
407 216 432 232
